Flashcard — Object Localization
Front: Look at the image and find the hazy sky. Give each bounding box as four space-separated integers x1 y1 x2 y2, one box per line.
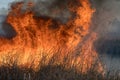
0 0 16 9
0 0 18 15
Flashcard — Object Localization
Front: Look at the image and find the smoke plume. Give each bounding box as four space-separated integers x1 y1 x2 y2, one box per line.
91 0 120 71
91 0 120 38
12 0 79 23
0 0 80 39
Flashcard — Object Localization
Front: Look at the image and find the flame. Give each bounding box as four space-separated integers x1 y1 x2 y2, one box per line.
0 0 103 73
73 33 104 73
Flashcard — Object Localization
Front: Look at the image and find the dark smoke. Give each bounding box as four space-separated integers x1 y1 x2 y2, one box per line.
0 0 81 39
18 0 80 23
0 15 16 39
32 0 72 23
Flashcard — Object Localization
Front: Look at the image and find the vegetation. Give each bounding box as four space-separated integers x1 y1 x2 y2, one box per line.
0 65 120 80
0 59 119 80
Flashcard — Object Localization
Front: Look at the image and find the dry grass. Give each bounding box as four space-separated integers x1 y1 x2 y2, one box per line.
0 52 119 80
0 64 119 80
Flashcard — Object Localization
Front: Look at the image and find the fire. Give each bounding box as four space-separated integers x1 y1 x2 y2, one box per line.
0 0 103 73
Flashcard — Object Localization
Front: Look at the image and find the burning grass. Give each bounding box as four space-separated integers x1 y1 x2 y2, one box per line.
0 0 115 79
0 55 119 80
0 0 100 72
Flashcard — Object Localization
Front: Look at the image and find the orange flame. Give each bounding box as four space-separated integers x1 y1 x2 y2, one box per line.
0 0 103 73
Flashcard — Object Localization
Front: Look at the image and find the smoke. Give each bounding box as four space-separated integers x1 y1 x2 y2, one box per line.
91 0 120 56
14 0 79 23
91 0 120 71
91 0 120 38
0 15 7 37
0 15 16 39
33 0 72 23
0 0 80 39
0 1 16 39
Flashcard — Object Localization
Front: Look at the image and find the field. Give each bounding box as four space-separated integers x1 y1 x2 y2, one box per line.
0 53 120 80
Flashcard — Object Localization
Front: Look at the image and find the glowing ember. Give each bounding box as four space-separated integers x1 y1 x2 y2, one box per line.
0 0 102 73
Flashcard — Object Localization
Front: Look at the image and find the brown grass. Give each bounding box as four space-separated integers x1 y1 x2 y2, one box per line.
0 52 119 80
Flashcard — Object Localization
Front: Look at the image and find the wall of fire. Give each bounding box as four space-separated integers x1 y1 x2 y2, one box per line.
0 0 120 71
